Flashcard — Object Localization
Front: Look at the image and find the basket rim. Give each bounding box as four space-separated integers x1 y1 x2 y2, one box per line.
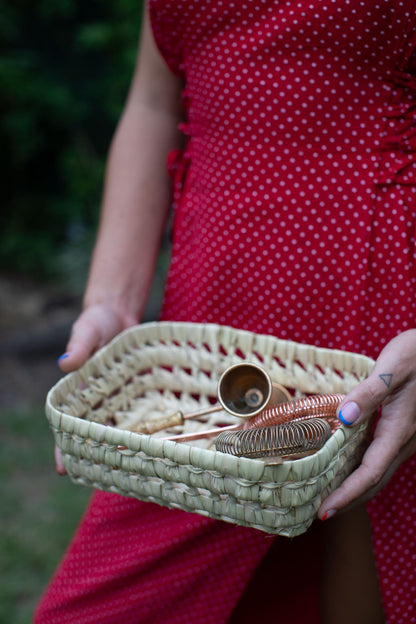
48 320 376 394
46 321 375 483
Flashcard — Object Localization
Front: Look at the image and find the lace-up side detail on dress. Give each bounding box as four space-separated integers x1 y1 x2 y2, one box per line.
377 14 416 186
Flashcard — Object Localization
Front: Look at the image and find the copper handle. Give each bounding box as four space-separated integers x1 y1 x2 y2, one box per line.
136 404 221 434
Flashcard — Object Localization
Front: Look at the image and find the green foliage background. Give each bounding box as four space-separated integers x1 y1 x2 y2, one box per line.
1 0 143 285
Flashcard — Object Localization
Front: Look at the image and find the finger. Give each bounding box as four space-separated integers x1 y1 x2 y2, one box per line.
58 318 101 372
336 341 412 428
319 442 393 517
319 408 416 518
56 304 131 373
319 435 416 517
55 446 67 476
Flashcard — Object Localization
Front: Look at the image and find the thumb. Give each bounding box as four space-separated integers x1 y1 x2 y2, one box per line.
57 304 136 373
338 330 416 427
57 318 101 373
337 371 393 427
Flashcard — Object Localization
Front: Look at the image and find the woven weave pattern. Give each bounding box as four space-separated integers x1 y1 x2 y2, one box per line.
46 322 374 536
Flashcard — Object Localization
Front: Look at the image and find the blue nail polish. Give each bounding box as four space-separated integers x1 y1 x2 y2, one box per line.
338 401 361 426
338 410 352 426
57 353 69 363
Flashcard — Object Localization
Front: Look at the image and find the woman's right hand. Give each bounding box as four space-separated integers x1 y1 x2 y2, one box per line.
55 303 137 474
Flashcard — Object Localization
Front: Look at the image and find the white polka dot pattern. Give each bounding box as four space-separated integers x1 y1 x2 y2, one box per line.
34 492 325 623
150 1 416 621
31 4 416 623
151 1 416 357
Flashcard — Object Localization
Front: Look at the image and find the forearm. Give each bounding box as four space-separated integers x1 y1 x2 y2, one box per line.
84 100 180 321
83 7 182 322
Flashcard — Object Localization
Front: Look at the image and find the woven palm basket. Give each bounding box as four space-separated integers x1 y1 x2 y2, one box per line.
46 322 374 537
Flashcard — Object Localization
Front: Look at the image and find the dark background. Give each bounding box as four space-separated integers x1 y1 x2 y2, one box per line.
0 3 170 621
0 0 176 405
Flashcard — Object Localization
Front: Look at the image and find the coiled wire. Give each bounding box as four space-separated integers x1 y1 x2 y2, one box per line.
215 418 332 458
244 393 345 429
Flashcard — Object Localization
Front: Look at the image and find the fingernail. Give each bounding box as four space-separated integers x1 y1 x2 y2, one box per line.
55 447 67 475
57 352 69 364
338 401 361 426
322 509 336 521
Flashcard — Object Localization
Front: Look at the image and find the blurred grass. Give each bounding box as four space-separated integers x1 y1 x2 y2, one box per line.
0 405 90 624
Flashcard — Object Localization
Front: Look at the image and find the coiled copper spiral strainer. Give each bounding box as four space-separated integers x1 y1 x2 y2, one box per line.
245 393 345 429
215 418 332 459
145 364 345 460
164 392 344 459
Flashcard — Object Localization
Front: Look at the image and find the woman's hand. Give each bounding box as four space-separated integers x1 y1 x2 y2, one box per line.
57 304 137 374
319 329 416 520
54 303 137 475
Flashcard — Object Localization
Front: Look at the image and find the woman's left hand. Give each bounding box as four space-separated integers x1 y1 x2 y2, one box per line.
318 329 416 520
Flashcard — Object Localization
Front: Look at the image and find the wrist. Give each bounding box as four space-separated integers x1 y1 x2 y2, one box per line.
82 287 143 326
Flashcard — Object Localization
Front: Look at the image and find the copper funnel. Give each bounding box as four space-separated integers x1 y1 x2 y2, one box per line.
217 362 291 419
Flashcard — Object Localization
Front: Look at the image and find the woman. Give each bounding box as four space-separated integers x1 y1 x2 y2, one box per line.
36 2 416 622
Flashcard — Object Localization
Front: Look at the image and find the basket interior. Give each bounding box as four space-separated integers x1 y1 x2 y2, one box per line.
49 322 375 452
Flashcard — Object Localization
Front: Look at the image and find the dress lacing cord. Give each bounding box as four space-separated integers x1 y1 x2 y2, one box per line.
376 12 416 186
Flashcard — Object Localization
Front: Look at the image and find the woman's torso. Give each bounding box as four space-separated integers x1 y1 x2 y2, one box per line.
150 0 416 360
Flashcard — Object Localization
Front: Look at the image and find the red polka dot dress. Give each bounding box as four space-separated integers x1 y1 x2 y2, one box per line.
35 2 416 623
